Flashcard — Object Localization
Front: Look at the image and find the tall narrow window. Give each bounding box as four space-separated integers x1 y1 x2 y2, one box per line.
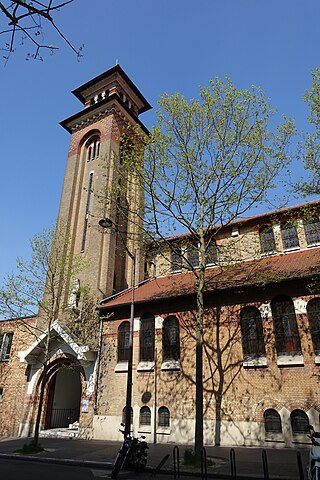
304 218 320 246
264 409 282 433
0 332 13 361
291 410 309 434
122 406 133 425
87 137 100 161
163 316 180 362
259 226 276 254
206 239 217 266
307 298 320 355
271 296 301 355
117 322 130 362
240 307 265 360
139 406 151 426
281 222 299 250
81 172 93 251
187 245 199 269
158 406 170 427
140 314 155 362
171 250 182 273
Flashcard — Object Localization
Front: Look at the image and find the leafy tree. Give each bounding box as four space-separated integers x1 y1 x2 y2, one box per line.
101 76 295 454
298 68 320 195
0 224 97 446
0 0 82 60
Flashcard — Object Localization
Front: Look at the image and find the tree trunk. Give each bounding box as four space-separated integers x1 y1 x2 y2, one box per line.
33 362 48 446
194 272 204 459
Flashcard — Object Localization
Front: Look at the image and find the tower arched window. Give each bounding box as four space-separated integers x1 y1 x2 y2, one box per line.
259 226 276 254
264 409 282 433
86 136 100 161
163 316 180 362
290 410 309 434
139 406 151 426
140 313 155 362
271 296 301 355
158 406 170 427
118 322 130 362
240 307 265 360
307 298 320 355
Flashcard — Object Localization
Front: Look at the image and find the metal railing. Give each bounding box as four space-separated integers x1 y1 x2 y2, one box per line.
50 407 79 428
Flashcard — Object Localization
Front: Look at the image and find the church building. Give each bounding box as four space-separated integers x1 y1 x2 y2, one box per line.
1 66 320 448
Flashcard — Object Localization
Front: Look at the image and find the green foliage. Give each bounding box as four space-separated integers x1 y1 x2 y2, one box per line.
298 68 320 195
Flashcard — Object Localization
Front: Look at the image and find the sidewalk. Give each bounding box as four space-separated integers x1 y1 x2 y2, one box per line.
0 436 310 479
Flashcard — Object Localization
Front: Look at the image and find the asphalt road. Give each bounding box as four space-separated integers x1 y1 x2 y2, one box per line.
0 458 97 479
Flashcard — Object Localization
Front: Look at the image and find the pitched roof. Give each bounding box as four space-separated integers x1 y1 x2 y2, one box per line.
99 247 320 311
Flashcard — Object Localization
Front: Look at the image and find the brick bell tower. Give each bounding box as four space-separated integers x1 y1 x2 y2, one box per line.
58 65 151 305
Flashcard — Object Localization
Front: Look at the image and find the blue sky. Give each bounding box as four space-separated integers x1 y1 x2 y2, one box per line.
1 0 320 276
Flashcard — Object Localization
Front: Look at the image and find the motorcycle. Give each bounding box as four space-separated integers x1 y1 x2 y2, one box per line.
307 424 320 480
111 424 149 478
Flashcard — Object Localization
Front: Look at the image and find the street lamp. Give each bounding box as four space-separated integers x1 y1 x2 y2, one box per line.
99 218 135 439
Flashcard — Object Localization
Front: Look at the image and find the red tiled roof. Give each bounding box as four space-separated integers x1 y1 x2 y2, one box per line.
99 247 320 310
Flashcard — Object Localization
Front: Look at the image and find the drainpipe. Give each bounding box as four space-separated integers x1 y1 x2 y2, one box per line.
94 315 103 414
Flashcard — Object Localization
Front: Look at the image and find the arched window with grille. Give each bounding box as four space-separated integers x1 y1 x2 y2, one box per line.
117 322 130 362
240 307 265 360
163 316 180 362
290 410 309 434
158 406 170 427
140 313 155 362
264 409 282 433
259 226 276 254
271 296 301 355
139 406 151 426
304 218 320 246
86 135 100 161
205 239 218 266
307 298 320 355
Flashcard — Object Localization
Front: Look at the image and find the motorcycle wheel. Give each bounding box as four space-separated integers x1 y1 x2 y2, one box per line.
111 453 125 479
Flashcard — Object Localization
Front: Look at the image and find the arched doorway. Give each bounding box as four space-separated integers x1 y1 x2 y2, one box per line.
45 365 82 429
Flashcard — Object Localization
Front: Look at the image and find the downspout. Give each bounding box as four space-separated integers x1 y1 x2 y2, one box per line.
94 314 104 414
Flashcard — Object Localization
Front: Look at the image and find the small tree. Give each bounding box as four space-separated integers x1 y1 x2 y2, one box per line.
102 76 295 454
0 0 82 61
0 224 95 446
298 68 320 195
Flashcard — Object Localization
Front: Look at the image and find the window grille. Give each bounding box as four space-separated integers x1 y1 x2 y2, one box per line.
304 218 320 245
171 250 182 273
240 307 265 359
140 314 155 362
0 332 13 362
264 409 282 433
307 298 320 355
281 223 299 250
158 407 170 427
291 410 309 434
117 322 130 362
259 226 276 254
187 246 199 268
122 406 133 425
205 240 217 266
271 296 301 355
139 406 151 426
163 316 180 362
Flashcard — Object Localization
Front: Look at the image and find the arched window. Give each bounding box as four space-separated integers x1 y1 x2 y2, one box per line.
290 410 309 434
271 296 301 355
158 406 170 427
281 222 299 250
259 226 276 254
187 245 199 269
163 316 180 362
86 136 100 161
140 313 155 362
307 299 320 355
171 249 182 273
118 322 130 362
304 218 320 246
139 406 151 426
122 406 133 425
240 307 265 359
264 409 282 433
